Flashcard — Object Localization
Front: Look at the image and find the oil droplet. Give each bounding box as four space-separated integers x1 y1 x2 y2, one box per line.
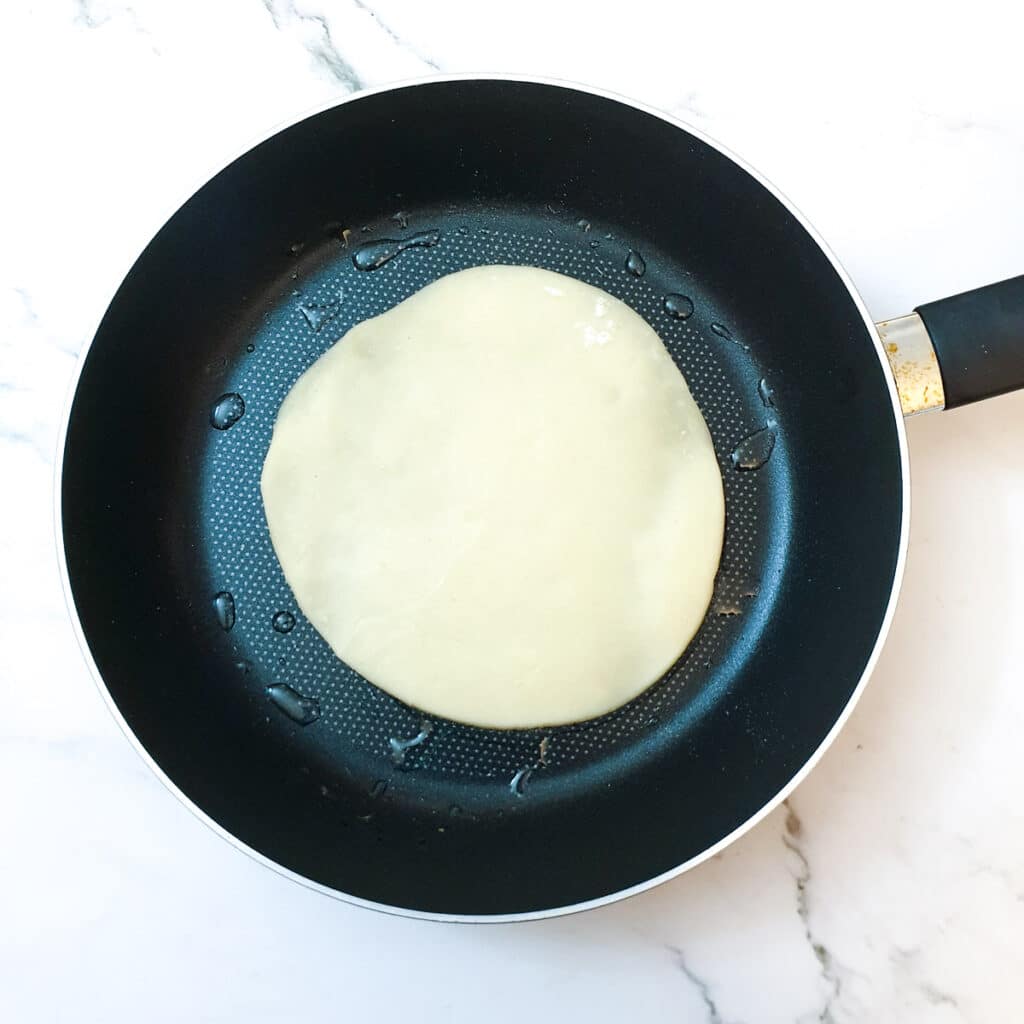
272 610 296 633
758 377 775 408
576 219 591 232
664 294 694 320
710 321 750 351
392 210 409 229
299 290 343 332
266 684 320 725
352 229 440 271
212 591 235 631
288 242 304 256
510 767 533 797
370 779 388 799
245 343 255 353
210 393 245 430
625 250 647 277
389 722 433 767
731 426 777 470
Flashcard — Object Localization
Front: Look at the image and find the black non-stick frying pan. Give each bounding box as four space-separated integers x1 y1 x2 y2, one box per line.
59 77 1024 921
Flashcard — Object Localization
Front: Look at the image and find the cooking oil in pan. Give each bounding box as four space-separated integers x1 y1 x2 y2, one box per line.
510 766 533 797
625 249 647 277
711 321 751 351
271 610 296 634
389 722 433 767
266 683 320 725
351 229 440 271
210 392 245 430
299 291 344 332
731 425 777 470
663 293 694 320
212 591 235 631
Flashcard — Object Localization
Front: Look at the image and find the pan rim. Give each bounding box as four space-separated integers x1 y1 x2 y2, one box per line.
54 72 911 923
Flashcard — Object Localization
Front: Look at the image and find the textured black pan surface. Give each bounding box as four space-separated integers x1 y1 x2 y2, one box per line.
62 80 904 915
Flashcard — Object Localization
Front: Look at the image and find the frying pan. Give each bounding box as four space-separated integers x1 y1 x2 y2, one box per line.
58 77 1024 921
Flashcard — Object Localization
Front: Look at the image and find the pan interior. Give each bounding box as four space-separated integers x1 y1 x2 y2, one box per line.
61 80 904 916
210 205 772 776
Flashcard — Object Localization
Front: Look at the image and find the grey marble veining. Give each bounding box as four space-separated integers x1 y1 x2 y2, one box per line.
261 0 365 89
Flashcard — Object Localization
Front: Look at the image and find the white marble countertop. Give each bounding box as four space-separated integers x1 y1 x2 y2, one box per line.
2 2 1023 1021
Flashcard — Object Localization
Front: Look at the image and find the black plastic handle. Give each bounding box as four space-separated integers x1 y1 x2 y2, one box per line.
915 275 1024 409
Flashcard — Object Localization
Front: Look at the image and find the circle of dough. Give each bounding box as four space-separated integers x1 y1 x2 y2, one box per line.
261 265 725 729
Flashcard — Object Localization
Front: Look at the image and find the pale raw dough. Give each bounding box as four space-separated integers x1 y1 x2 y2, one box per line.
261 265 724 728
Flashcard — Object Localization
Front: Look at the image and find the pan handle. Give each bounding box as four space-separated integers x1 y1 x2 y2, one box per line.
876 275 1024 416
